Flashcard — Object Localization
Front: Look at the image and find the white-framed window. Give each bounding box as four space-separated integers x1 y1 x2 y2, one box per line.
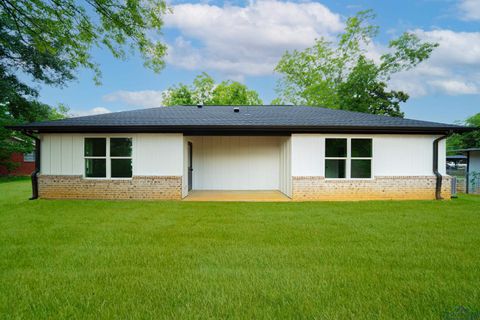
23 152 35 162
325 138 373 179
84 137 132 179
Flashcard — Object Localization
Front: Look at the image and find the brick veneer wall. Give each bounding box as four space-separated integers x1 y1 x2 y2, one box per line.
38 175 182 200
292 176 452 201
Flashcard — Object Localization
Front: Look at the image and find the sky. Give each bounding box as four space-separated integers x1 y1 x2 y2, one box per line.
35 0 480 124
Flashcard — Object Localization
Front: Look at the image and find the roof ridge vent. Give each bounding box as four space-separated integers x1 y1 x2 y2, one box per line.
233 107 240 113
197 104 203 108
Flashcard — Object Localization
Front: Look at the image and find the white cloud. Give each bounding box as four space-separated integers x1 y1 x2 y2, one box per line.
459 0 480 21
428 80 478 95
164 0 343 77
389 29 480 97
103 90 164 108
72 107 111 117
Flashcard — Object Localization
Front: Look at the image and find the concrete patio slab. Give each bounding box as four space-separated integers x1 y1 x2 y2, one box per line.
183 190 291 202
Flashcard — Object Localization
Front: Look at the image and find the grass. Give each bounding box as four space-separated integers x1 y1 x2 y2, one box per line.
1 179 479 319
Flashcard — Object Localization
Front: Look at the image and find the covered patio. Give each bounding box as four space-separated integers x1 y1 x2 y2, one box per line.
182 136 292 200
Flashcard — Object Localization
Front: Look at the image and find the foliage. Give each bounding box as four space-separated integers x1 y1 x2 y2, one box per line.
0 0 168 85
0 0 167 169
1 179 480 318
447 113 480 152
0 99 69 171
0 62 70 170
162 73 263 106
274 10 438 117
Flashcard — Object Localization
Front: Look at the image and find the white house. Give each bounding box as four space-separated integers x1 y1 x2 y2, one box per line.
8 105 473 201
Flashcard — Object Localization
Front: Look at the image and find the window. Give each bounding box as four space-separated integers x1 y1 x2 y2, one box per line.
325 139 347 178
351 139 372 178
325 138 372 179
84 137 132 178
23 152 35 162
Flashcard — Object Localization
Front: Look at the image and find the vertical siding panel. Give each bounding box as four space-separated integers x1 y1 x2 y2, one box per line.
61 135 73 174
40 135 51 175
49 135 62 174
189 136 281 190
71 135 83 175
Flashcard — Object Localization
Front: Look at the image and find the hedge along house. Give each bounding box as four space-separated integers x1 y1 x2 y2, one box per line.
7 105 474 201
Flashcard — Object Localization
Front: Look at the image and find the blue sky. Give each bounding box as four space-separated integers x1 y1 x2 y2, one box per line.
35 0 479 124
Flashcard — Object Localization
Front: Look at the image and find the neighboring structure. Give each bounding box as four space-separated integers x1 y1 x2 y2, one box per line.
454 148 480 194
0 151 35 176
7 105 475 201
446 155 467 170
0 137 35 176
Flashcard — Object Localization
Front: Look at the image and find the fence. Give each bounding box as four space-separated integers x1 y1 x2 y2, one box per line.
447 171 480 195
468 172 480 194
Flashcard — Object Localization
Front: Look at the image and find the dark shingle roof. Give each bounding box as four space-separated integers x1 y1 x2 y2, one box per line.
7 105 474 134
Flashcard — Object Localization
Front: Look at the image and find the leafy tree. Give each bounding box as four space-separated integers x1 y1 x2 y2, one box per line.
0 97 69 171
274 10 438 117
0 0 168 170
0 0 168 85
447 113 480 152
162 73 263 106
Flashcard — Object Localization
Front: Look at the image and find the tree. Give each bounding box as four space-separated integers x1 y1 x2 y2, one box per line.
447 113 480 152
0 0 168 85
0 61 69 169
0 0 168 169
162 73 263 106
0 96 69 171
274 10 438 117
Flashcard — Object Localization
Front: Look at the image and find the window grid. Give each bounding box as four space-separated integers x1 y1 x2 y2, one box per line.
325 138 373 179
84 137 132 179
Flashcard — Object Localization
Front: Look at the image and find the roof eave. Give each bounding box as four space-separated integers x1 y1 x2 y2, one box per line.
5 124 474 135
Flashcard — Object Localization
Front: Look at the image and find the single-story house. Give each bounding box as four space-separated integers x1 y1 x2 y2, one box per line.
454 148 480 194
7 105 475 201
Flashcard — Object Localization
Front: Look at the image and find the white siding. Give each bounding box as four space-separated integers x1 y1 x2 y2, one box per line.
40 133 184 176
134 134 183 176
186 136 282 190
291 135 324 176
291 134 446 177
182 138 189 198
40 134 83 175
470 151 480 173
279 137 292 197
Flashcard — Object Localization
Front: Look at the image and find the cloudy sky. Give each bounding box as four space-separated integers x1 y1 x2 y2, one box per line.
36 0 479 123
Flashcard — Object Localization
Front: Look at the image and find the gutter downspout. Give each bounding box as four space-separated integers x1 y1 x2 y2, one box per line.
22 131 40 200
433 131 452 200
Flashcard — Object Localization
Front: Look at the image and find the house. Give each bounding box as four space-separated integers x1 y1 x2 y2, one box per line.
0 152 35 176
7 105 474 201
0 137 36 176
453 148 480 194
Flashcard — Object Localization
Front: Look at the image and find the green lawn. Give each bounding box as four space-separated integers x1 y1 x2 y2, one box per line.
1 179 479 319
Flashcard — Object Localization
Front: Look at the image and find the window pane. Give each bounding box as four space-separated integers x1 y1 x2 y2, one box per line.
110 138 132 157
325 159 346 178
351 139 372 157
111 159 132 178
85 138 106 156
23 152 35 162
351 160 371 178
326 139 347 157
85 159 106 178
